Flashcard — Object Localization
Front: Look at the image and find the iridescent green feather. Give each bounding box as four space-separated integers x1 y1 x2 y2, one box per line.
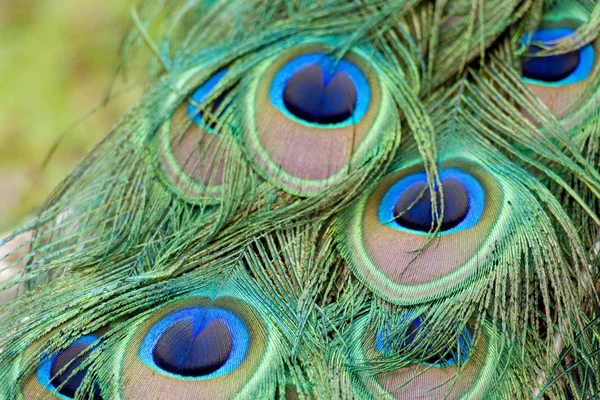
1 0 600 399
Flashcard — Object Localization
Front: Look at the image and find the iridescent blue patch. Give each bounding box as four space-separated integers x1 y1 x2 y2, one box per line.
139 307 249 380
270 53 370 127
522 28 595 86
37 335 100 399
375 316 473 367
378 168 485 235
187 69 228 125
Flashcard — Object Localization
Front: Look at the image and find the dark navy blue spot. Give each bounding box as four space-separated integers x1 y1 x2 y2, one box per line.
393 179 469 232
283 64 357 124
140 307 249 378
521 27 595 85
522 45 580 82
376 316 473 367
49 342 101 400
188 69 229 127
419 328 472 367
152 319 233 377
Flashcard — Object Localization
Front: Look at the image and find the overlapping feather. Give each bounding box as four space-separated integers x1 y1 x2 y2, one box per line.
1 0 600 399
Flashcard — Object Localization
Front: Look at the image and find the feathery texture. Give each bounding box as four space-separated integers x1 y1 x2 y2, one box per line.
1 0 600 399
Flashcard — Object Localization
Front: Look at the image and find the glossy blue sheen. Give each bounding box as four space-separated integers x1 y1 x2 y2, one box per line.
376 316 473 367
37 335 100 400
139 307 249 380
378 168 485 235
282 64 357 124
187 69 228 124
391 178 469 232
152 319 232 376
522 28 595 85
270 53 371 127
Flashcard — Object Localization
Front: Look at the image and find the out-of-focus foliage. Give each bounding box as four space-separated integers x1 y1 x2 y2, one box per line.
0 0 139 226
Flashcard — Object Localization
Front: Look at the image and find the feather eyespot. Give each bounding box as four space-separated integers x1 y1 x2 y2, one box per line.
521 28 594 85
275 54 368 126
155 69 236 203
375 316 473 368
36 335 102 400
352 318 500 399
187 69 229 126
338 159 505 305
519 6 600 121
378 169 484 234
139 307 248 378
243 43 395 196
120 296 275 399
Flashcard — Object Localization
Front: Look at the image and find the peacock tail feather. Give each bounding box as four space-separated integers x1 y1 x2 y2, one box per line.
1 0 600 398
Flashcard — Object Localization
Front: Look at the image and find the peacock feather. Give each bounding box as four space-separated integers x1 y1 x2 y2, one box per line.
1 0 600 398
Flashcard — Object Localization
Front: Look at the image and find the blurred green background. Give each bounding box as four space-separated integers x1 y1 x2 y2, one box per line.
0 0 140 227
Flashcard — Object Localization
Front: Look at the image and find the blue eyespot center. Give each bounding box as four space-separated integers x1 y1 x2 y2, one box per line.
37 335 102 400
140 307 249 379
521 28 595 85
376 316 473 367
187 69 228 127
283 64 357 124
522 46 580 82
153 319 233 377
270 53 371 127
379 169 485 235
392 178 469 232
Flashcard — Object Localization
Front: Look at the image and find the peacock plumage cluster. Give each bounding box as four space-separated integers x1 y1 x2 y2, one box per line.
1 0 600 398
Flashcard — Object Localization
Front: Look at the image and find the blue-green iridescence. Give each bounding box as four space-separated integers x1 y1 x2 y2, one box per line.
153 319 233 377
522 28 595 85
378 169 485 235
270 53 370 127
283 64 357 124
37 335 102 400
187 69 228 125
376 316 474 367
139 307 249 379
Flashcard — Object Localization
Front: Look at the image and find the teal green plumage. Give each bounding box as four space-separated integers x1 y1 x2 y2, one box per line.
1 0 600 398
